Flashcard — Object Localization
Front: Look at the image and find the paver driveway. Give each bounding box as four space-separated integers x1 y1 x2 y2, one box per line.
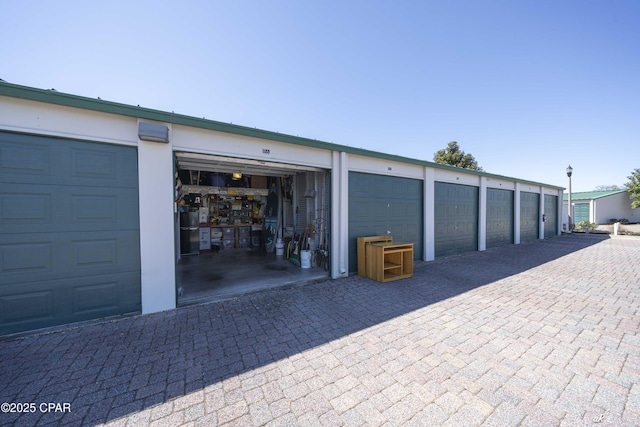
1 234 639 426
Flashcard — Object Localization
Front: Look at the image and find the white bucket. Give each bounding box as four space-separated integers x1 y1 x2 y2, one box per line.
275 239 284 256
300 250 311 268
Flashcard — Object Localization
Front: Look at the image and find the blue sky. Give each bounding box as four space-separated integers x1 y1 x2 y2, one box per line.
3 0 639 192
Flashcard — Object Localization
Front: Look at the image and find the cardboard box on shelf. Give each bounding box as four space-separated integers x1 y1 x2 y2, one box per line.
251 175 268 189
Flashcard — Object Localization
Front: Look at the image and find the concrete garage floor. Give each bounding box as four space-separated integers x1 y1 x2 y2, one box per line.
176 248 329 306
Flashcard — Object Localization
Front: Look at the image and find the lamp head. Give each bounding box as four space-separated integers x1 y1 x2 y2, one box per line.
566 165 573 178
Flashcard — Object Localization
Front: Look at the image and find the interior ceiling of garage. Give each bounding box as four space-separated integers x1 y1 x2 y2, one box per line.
175 152 325 176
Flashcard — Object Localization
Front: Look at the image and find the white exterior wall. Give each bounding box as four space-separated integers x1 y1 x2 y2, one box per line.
594 192 639 224
0 96 138 146
485 178 516 191
347 153 424 179
137 122 176 313
434 169 482 186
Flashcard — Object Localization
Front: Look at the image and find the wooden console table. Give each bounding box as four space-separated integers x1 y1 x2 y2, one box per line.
357 236 414 283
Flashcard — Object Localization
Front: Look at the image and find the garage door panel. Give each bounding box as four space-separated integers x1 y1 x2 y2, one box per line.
1 230 140 286
486 188 514 248
0 131 140 335
0 185 139 234
389 202 404 217
0 192 51 225
544 195 558 238
391 181 405 195
406 201 420 217
0 290 54 326
0 272 141 334
435 182 478 257
520 192 539 241
373 201 388 218
573 203 589 224
349 172 423 273
404 223 419 239
0 132 138 188
1 241 52 275
350 199 372 220
0 139 51 177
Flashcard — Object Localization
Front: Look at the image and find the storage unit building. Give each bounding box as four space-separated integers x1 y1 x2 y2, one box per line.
0 81 564 335
563 190 639 226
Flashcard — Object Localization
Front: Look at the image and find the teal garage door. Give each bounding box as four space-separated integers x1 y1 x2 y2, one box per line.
486 188 514 248
544 195 558 238
0 131 141 335
520 192 539 241
434 182 478 257
573 203 590 224
348 172 423 273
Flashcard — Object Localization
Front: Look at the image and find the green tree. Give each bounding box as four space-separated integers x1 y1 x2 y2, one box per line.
625 168 640 209
433 141 483 171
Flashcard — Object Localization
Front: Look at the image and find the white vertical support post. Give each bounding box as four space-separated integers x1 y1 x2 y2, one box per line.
314 171 319 249
514 183 521 244
557 189 563 236
137 125 176 314
339 152 349 277
331 151 348 278
539 186 546 240
424 167 435 261
478 177 487 251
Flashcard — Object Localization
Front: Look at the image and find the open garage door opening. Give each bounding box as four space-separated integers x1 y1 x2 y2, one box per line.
174 152 331 305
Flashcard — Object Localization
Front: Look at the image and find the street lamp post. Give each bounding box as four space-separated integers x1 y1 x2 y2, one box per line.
566 165 573 232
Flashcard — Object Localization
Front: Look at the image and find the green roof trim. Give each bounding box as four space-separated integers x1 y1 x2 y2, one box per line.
563 190 627 201
0 80 563 189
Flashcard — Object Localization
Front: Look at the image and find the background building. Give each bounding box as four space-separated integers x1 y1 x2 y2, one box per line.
563 190 638 225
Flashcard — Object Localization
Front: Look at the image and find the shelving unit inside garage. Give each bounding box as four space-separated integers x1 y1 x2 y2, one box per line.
178 174 269 252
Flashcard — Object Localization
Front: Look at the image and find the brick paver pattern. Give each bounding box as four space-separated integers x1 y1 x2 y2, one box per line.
1 234 639 426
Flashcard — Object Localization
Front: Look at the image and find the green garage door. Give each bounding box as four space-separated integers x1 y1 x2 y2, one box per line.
544 195 558 238
434 182 478 257
486 188 514 248
0 132 141 335
348 172 423 273
520 192 539 241
573 202 590 224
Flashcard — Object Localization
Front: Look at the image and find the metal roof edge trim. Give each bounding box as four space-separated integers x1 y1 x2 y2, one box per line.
563 189 628 201
0 81 563 190
590 189 627 199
